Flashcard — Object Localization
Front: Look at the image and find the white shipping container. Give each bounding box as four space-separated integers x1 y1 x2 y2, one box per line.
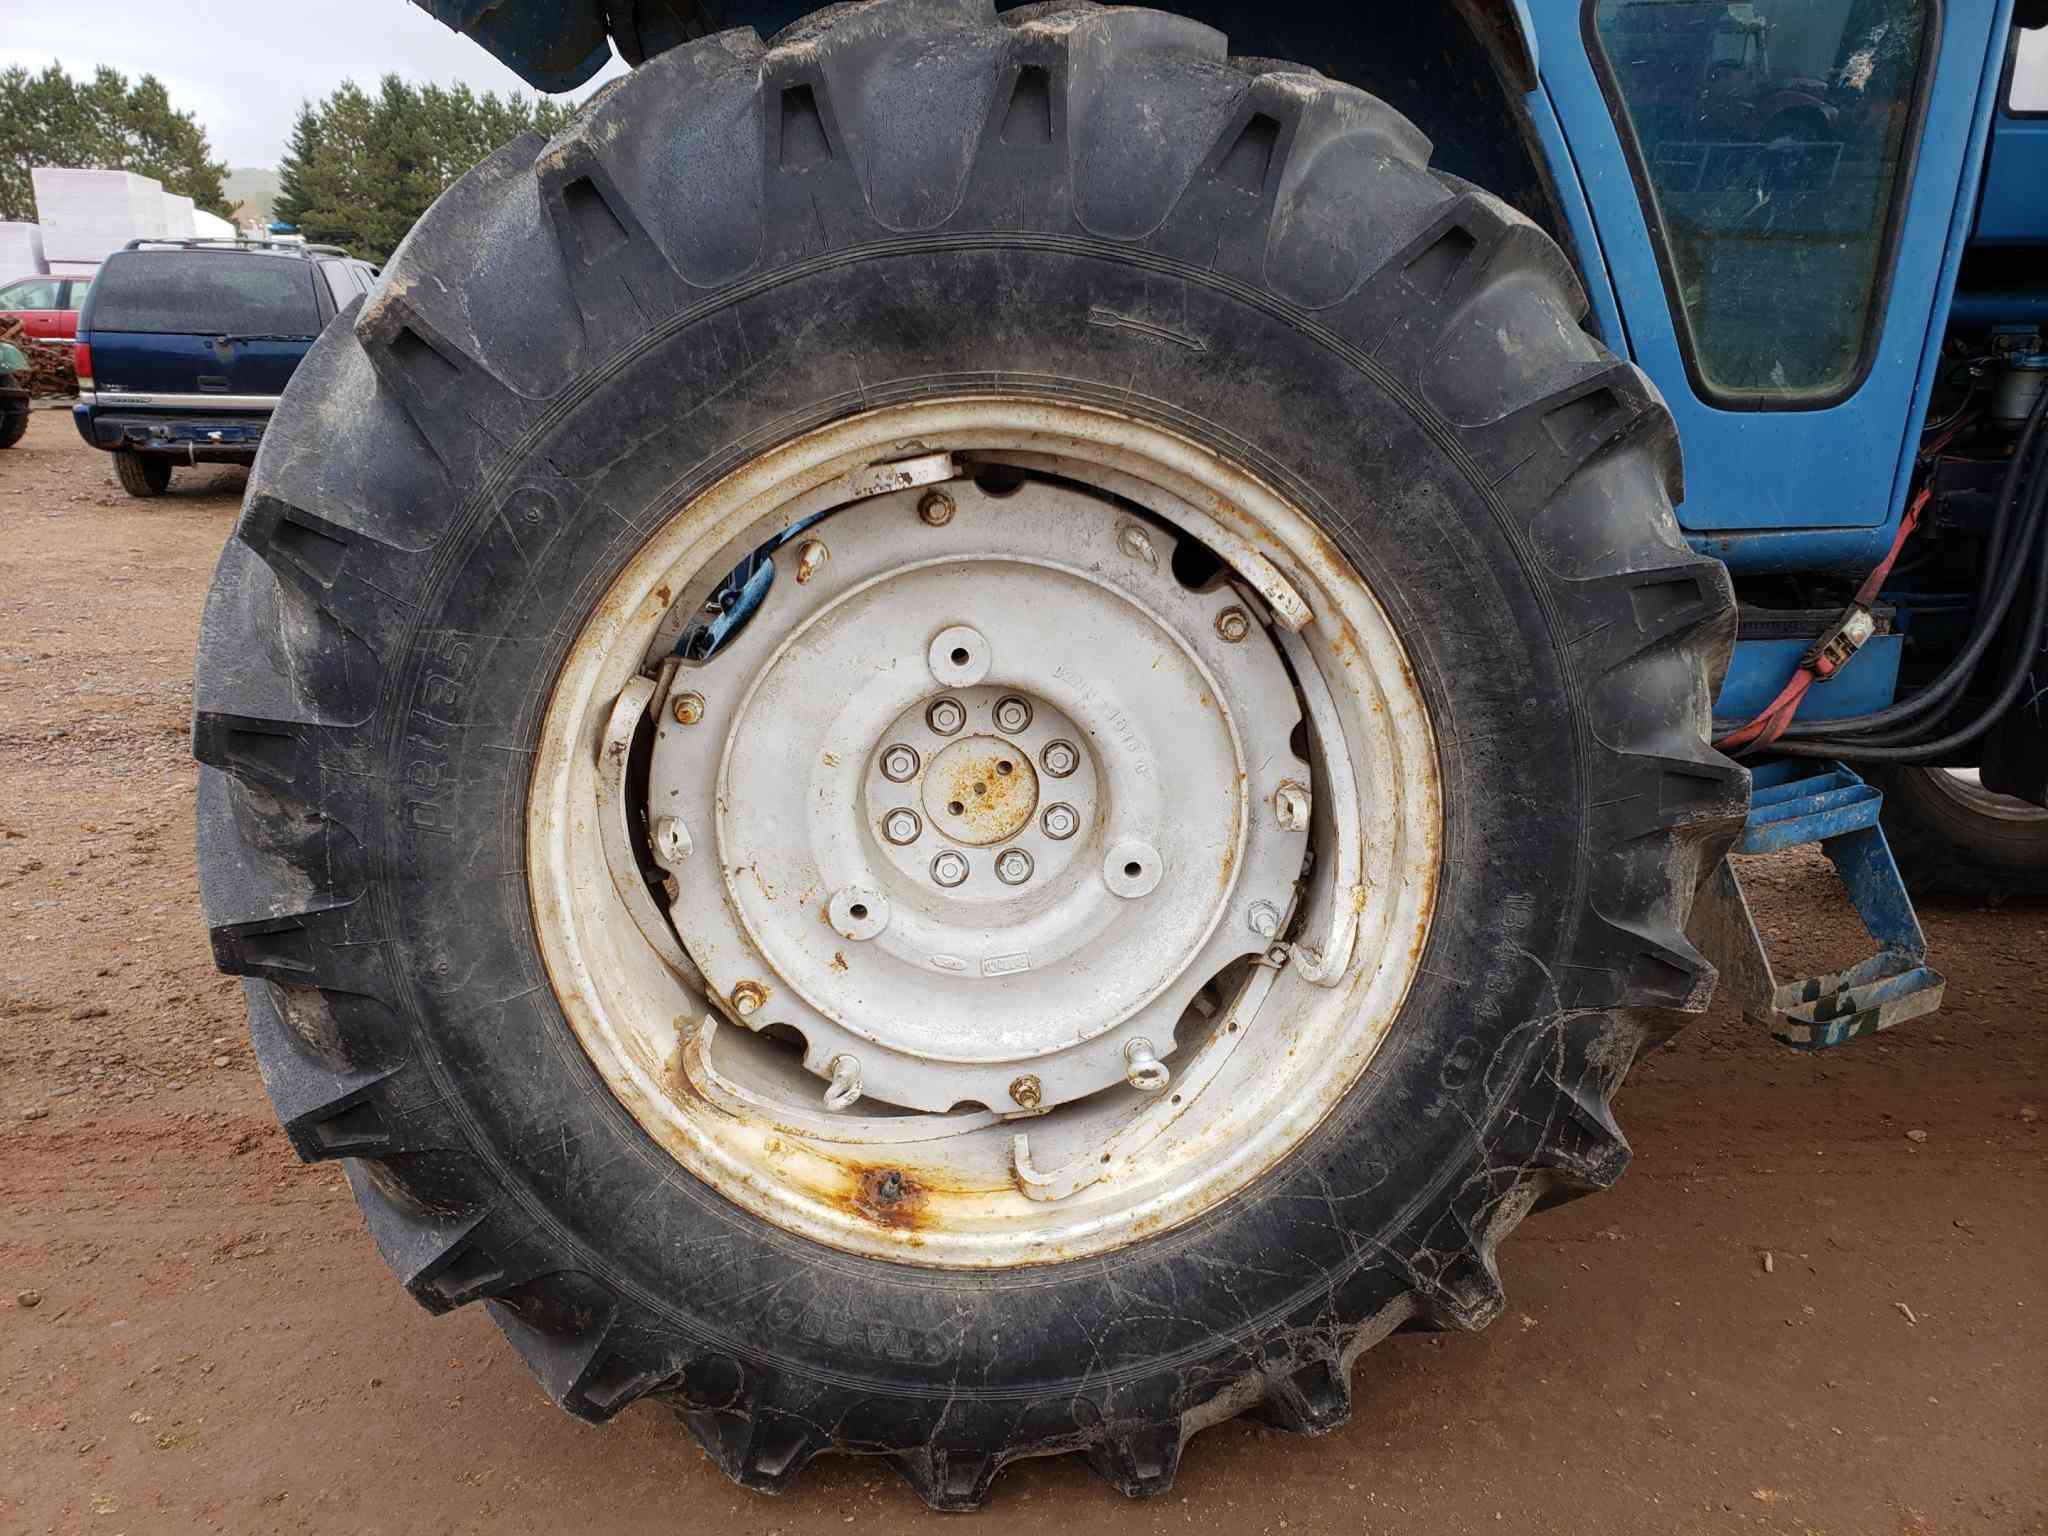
161 191 197 238
31 167 169 264
0 222 47 276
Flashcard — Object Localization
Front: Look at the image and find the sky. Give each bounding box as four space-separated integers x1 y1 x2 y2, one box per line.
1 0 632 168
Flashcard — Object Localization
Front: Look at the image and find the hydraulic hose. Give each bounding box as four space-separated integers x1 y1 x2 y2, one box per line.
1776 376 2048 742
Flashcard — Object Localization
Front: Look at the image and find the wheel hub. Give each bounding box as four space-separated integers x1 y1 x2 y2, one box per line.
645 475 1308 1115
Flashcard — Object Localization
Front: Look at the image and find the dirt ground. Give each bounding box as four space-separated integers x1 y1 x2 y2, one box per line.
0 409 2042 1535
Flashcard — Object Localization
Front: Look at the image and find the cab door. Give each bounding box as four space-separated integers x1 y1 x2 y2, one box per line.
1530 0 2013 572
0 276 69 342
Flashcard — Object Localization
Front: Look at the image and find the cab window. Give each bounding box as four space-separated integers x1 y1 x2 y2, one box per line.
2010 25 2048 113
1589 0 1932 404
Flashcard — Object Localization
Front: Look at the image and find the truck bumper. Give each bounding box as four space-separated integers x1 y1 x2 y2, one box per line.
75 404 268 463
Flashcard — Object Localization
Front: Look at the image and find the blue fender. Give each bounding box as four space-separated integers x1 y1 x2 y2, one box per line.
410 0 614 92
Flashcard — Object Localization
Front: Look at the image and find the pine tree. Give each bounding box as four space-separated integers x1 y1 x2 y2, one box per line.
272 103 323 231
294 81 378 257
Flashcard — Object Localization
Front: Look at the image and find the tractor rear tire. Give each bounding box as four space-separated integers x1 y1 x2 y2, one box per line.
1866 765 2048 902
114 448 171 497
192 0 1744 1509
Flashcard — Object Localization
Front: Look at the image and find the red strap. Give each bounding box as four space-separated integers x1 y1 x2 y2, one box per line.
1714 487 1933 756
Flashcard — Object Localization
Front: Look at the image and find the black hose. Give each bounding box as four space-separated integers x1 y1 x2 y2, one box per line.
1805 458 2048 750
1777 493 2048 762
1777 376 2048 742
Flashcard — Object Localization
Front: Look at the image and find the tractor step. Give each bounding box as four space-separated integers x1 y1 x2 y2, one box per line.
1691 762 1944 1050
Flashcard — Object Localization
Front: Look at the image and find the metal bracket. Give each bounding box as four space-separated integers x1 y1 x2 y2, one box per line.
1690 761 1944 1050
594 674 704 991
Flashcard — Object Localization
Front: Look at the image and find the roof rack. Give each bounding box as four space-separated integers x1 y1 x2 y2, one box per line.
119 238 352 258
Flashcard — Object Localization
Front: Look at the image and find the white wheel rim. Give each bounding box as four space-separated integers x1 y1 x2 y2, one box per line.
528 398 1442 1266
1934 768 2048 825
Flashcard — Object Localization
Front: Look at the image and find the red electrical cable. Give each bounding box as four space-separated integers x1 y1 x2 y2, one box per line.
1714 485 1935 756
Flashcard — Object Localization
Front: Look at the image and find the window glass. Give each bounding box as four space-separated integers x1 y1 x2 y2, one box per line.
89 252 319 336
2010 26 2048 112
1591 0 1929 402
1 278 64 309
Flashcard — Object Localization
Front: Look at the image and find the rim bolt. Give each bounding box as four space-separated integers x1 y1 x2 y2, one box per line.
1009 1075 1043 1112
930 851 970 888
880 744 921 782
730 980 767 1017
995 848 1035 886
1215 606 1252 644
927 698 967 736
1123 1038 1171 1093
823 1055 862 1111
1274 780 1312 833
1041 802 1080 840
1248 901 1282 939
671 691 706 726
882 809 922 846
1041 739 1079 778
919 489 956 527
795 539 829 584
993 694 1034 733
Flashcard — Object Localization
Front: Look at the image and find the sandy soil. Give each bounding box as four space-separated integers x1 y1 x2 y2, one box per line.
1 409 2042 1535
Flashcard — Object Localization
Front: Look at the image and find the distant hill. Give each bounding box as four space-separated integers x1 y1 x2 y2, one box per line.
225 166 280 229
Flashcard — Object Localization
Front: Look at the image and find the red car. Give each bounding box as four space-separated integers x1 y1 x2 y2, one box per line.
0 273 87 345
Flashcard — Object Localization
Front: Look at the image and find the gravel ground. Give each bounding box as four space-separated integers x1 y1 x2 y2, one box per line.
1 410 2043 1534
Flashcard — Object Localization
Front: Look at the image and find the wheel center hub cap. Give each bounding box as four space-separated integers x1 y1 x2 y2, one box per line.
919 732 1040 846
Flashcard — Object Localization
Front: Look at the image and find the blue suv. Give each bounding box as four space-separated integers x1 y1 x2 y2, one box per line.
73 239 378 497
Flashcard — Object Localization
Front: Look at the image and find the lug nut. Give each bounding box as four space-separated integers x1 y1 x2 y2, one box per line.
1009 1075 1043 1111
672 691 706 725
927 698 967 736
919 489 956 527
1248 901 1282 939
795 539 829 584
823 1055 862 1111
1274 780 1312 833
880 744 920 783
993 695 1034 733
1041 739 1079 778
1041 802 1080 841
730 980 767 1017
882 808 922 845
930 851 970 888
1215 606 1252 644
995 848 1035 886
